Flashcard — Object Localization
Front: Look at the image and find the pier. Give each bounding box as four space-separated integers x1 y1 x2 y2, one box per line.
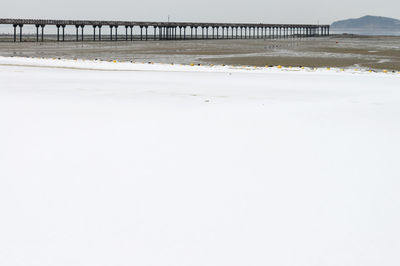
0 18 330 42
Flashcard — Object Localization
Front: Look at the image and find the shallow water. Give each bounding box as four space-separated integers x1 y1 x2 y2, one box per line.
1 35 400 70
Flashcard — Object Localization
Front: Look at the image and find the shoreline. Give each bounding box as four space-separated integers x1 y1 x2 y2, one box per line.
1 36 400 71
0 56 399 75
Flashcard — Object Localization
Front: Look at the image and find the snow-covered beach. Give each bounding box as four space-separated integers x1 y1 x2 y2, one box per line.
1 56 400 265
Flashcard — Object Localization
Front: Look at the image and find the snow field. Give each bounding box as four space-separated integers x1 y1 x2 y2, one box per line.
0 57 400 266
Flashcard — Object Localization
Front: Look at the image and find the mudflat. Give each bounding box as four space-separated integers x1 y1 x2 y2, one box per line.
1 35 399 70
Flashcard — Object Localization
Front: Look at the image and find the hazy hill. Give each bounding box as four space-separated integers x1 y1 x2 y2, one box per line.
332 15 400 30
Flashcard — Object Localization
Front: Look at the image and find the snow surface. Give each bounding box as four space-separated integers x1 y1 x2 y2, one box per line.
1 56 400 266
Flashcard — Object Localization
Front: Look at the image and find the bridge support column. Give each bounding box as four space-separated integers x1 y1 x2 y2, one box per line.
18 24 23 42
81 25 84 41
62 25 65 41
93 25 97 41
109 26 113 41
129 26 133 41
13 24 16 42
35 25 39 42
76 25 79 41
41 25 44 41
99 26 102 41
57 25 60 41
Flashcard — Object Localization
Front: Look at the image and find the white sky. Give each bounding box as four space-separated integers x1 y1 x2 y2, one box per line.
0 0 399 24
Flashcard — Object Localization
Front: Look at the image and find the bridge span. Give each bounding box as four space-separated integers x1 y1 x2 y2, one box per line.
0 18 330 42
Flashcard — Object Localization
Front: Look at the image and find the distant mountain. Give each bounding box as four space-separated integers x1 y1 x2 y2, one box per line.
331 15 400 30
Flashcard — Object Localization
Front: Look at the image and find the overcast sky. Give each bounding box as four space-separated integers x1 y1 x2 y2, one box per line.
0 0 399 24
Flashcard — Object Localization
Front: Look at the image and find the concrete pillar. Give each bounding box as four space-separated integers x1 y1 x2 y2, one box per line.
94 26 97 41
99 26 102 41
13 24 17 42
41 25 44 42
130 26 133 41
109 26 113 41
19 24 23 42
34 25 38 42
57 25 60 41
81 25 84 41
62 25 65 41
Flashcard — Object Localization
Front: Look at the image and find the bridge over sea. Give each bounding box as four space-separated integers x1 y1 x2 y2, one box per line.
0 18 330 42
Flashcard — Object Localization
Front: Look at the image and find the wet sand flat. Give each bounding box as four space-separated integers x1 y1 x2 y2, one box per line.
1 35 400 70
